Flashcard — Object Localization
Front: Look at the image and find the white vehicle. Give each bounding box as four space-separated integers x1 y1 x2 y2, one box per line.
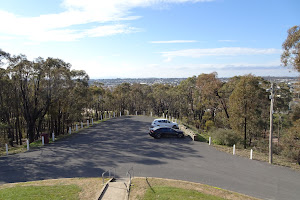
151 119 178 129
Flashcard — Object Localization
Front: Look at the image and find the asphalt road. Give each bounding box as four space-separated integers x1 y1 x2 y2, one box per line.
1 116 300 200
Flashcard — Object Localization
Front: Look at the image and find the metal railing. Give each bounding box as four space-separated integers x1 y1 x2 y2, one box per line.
126 167 134 187
102 168 116 184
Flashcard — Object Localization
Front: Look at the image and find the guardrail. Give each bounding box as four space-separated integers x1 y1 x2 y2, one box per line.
102 168 116 184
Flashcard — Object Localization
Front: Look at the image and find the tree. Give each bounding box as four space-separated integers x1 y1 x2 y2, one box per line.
228 75 268 148
281 25 300 72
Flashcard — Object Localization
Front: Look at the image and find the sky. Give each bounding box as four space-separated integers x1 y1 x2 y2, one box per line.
0 0 299 78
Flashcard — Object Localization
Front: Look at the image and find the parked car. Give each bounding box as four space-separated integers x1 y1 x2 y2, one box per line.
151 119 178 129
149 127 184 139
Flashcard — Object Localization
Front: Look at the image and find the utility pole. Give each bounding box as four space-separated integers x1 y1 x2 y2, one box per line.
269 82 274 164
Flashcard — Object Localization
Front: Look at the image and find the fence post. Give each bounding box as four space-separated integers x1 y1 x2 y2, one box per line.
69 127 71 134
5 144 8 155
52 132 55 142
250 149 253 160
209 137 211 145
42 136 45 145
81 122 83 129
76 124 78 131
233 144 236 155
87 120 89 127
27 139 30 151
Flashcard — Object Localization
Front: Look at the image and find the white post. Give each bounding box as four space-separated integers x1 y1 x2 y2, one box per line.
169 116 171 121
250 149 253 160
109 113 111 118
233 144 236 155
127 111 129 115
120 112 122 117
69 127 71 134
101 115 103 120
172 117 174 122
81 122 83 129
105 113 107 119
175 119 177 123
42 136 45 145
136 111 137 116
163 113 165 118
52 132 55 142
92 118 94 125
113 112 115 118
166 115 168 119
87 120 89 127
76 124 78 131
143 111 145 115
5 144 8 155
151 112 152 117
27 139 29 151
209 137 211 145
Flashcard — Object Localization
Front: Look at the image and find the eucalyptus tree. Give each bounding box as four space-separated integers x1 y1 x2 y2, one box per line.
228 75 269 148
281 25 300 72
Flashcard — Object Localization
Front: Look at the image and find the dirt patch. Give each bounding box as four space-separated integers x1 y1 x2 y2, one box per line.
0 177 107 200
130 177 260 200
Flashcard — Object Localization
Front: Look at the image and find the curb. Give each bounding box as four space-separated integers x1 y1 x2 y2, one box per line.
98 178 114 200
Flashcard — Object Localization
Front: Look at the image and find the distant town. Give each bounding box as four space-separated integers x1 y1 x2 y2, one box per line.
90 76 299 87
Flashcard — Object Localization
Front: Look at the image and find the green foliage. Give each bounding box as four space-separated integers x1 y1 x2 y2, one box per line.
0 185 80 200
280 119 300 162
209 128 242 146
281 25 300 72
143 186 226 200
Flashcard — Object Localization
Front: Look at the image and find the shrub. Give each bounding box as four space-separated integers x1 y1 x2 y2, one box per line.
209 128 242 146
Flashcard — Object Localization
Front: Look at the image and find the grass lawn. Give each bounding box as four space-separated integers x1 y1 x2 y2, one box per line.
130 177 260 200
0 178 108 200
143 186 226 200
0 185 80 200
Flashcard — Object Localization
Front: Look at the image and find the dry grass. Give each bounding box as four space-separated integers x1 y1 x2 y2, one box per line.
0 177 108 200
213 144 300 171
130 177 260 200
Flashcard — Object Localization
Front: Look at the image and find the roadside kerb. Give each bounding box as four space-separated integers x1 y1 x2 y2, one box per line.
98 178 114 200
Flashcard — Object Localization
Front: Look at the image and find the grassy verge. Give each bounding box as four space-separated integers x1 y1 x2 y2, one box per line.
0 177 108 200
212 144 300 171
130 177 259 200
0 119 108 157
180 123 300 171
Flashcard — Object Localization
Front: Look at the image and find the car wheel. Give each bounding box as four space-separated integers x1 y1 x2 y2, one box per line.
178 134 184 138
156 133 162 139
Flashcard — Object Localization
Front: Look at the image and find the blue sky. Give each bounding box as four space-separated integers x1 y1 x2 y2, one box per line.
0 0 299 78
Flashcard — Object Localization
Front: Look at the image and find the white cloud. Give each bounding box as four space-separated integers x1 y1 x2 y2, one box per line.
150 40 198 44
161 47 281 61
0 0 212 42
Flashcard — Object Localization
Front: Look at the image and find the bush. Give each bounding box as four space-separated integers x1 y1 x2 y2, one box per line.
209 128 242 146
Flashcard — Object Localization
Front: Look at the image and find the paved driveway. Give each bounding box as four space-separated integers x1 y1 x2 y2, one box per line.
1 116 300 200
